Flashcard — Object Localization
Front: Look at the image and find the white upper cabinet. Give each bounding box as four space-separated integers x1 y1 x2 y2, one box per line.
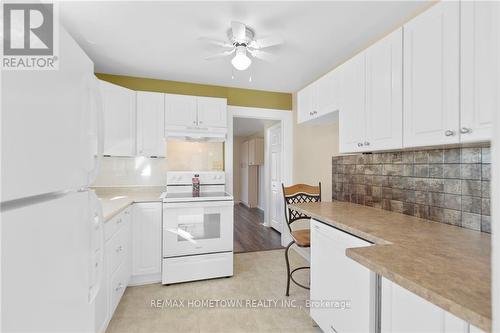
196 96 227 128
339 52 367 153
164 94 198 129
365 28 403 151
297 84 313 123
100 80 136 156
136 91 165 157
403 1 460 148
297 68 341 124
165 94 227 132
460 1 498 143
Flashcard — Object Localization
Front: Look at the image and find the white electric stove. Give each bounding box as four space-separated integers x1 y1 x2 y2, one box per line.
161 171 234 284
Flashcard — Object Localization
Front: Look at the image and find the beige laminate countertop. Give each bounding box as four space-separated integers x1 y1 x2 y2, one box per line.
93 187 164 221
290 201 491 332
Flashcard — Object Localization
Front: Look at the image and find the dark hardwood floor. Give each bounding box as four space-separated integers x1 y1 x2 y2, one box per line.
234 203 283 253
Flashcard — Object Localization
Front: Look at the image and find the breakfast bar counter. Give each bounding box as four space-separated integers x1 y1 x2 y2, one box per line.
290 201 491 332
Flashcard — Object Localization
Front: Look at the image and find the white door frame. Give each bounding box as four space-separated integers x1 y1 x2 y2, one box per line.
225 106 293 247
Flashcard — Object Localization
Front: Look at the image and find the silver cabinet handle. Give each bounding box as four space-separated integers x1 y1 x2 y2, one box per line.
460 127 472 134
309 111 313 116
199 121 203 124
115 283 124 291
357 143 364 147
192 120 196 124
445 130 455 136
364 141 370 146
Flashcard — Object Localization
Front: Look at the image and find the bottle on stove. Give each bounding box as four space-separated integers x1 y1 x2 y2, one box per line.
192 174 200 197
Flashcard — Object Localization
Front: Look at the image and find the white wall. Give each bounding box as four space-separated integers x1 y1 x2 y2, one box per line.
292 93 340 202
258 165 265 210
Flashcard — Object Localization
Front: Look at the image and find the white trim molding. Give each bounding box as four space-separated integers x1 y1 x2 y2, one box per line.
226 106 294 247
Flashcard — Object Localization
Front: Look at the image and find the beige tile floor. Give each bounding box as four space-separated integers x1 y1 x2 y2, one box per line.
106 249 320 333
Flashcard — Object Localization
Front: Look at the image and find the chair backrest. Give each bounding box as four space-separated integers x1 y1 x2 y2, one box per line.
282 183 321 232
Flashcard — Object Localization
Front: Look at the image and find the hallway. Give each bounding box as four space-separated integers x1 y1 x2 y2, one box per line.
234 204 283 253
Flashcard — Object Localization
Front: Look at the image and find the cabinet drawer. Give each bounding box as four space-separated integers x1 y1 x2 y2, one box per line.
104 208 130 241
106 223 130 277
109 261 129 316
162 252 233 284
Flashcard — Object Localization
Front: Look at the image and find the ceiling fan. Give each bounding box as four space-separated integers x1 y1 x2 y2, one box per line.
201 21 283 71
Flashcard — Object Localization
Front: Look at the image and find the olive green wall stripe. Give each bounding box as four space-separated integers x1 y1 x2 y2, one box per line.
95 73 292 111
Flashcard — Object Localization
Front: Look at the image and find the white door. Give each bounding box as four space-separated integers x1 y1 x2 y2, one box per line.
460 1 498 143
339 52 367 153
100 80 136 156
196 96 227 128
310 220 375 333
403 1 460 148
365 28 403 151
131 203 162 277
164 94 197 129
269 125 283 233
136 91 166 157
240 141 249 205
1 27 99 201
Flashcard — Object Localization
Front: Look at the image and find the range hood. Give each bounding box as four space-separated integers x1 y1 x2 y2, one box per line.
165 129 226 142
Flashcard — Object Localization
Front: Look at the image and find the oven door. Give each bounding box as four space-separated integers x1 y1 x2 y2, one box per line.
163 200 233 257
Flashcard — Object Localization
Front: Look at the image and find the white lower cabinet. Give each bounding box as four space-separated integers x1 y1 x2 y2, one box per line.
381 277 484 333
131 202 162 285
103 207 132 329
310 219 376 333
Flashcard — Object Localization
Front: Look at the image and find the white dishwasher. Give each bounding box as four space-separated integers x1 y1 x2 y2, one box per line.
310 218 378 333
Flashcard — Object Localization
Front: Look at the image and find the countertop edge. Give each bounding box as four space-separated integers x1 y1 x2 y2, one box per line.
290 203 491 332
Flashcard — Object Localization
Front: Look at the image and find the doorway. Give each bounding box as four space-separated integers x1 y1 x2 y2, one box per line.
232 117 281 253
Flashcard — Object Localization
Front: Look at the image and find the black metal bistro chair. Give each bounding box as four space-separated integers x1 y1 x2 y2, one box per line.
282 182 321 296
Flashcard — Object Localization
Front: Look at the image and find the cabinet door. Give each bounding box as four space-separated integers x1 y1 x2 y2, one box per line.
315 69 341 117
460 1 498 143
100 80 136 156
365 28 403 151
131 203 162 277
197 97 227 128
164 94 197 129
297 85 313 124
381 277 469 333
403 1 460 148
339 53 367 153
310 220 375 333
136 91 166 157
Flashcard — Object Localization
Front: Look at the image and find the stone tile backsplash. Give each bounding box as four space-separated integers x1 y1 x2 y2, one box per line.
332 146 491 233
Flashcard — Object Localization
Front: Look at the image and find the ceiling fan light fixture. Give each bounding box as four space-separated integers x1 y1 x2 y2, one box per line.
231 46 251 71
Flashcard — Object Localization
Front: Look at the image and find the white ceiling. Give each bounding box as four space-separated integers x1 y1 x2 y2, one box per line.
233 117 278 137
60 1 430 93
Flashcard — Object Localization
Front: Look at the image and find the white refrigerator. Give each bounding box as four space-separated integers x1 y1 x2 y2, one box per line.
1 26 106 332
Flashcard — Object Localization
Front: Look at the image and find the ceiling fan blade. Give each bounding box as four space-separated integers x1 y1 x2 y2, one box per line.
204 49 235 60
198 37 233 48
231 21 246 41
249 35 284 49
248 49 277 62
